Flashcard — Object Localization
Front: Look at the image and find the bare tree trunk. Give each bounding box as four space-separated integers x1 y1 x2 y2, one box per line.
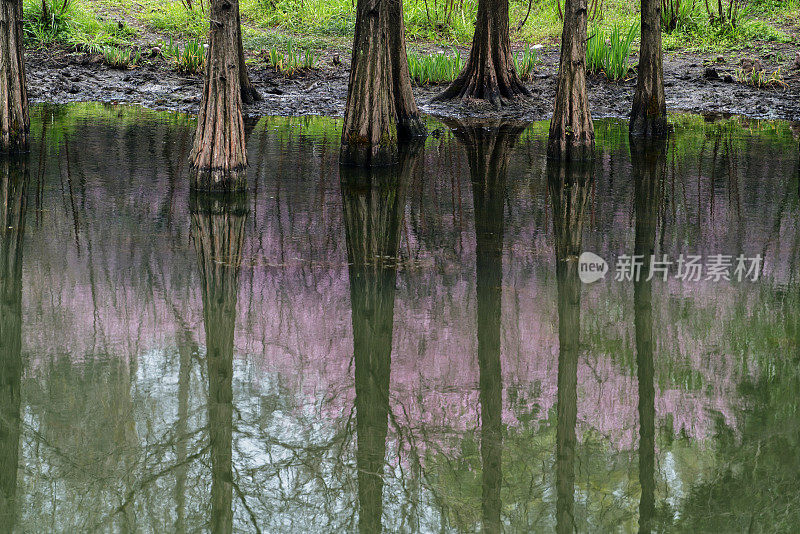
190 0 248 191
235 8 260 104
548 159 593 534
191 191 248 534
433 0 529 107
630 0 668 137
0 157 26 530
548 0 594 160
0 0 28 152
340 0 425 166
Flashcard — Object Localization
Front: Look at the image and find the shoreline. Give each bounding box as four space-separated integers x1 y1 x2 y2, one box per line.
25 46 800 123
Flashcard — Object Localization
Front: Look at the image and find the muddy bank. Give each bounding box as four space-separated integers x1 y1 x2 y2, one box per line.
25 46 800 122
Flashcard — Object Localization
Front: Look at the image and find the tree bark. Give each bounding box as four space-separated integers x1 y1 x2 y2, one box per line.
548 159 593 534
190 0 248 191
434 0 530 107
340 0 425 166
0 0 28 152
191 191 248 534
0 157 26 530
630 0 668 138
548 0 594 160
341 144 421 532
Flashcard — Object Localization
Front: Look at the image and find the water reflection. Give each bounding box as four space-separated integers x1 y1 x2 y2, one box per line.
341 143 420 533
548 159 593 534
450 120 525 533
631 140 666 534
0 157 27 530
6 105 800 532
191 191 248 533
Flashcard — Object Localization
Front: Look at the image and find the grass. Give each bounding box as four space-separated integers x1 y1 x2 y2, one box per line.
586 22 639 81
513 47 540 80
101 45 141 68
23 0 136 50
18 0 800 77
406 50 464 84
734 66 788 88
162 37 206 74
263 39 320 75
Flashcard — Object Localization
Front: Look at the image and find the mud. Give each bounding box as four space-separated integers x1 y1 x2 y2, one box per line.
24 45 800 122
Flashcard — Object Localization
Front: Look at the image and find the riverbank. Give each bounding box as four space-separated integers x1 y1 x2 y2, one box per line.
25 43 800 123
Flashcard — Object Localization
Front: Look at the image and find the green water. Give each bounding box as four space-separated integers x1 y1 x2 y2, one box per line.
0 104 799 532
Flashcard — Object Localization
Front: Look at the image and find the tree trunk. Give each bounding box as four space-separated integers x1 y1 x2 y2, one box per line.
630 0 668 137
631 139 665 533
433 0 529 107
0 157 26 530
548 0 594 160
235 8 260 104
548 159 593 534
190 0 248 191
340 0 425 166
0 0 28 152
191 191 248 534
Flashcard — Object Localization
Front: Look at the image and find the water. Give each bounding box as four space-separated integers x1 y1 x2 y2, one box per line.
1 104 799 532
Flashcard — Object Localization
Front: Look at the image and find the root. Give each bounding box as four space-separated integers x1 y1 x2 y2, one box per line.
432 68 530 108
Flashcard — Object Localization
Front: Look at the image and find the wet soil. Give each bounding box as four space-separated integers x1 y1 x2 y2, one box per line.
25 44 800 122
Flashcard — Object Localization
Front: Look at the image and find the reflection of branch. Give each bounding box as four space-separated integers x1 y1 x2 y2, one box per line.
231 465 263 534
90 444 211 532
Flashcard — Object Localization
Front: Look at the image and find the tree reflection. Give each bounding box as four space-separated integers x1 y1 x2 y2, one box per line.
548 159 593 534
341 144 420 533
0 157 27 529
454 120 524 533
191 191 248 534
631 139 665 533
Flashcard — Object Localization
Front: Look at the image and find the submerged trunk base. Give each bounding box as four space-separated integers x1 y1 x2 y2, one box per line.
1 0 30 153
629 113 669 139
0 131 28 154
191 167 247 193
340 117 426 167
547 133 595 162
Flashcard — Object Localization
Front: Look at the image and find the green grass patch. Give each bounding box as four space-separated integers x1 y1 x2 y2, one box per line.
23 0 136 50
262 39 320 75
513 46 540 80
138 0 206 39
406 50 464 84
734 65 788 88
161 37 206 74
586 22 638 81
101 45 141 68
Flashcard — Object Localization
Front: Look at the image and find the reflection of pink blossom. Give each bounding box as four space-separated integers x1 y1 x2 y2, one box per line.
23 126 797 460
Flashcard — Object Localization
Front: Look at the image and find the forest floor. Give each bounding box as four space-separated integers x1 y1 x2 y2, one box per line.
25 42 800 122
21 0 800 121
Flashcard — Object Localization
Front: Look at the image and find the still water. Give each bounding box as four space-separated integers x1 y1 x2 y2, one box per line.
1 104 799 532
